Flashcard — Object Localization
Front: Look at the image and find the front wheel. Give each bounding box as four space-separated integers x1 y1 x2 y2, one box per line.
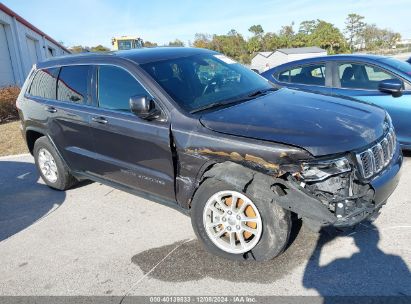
191 178 291 261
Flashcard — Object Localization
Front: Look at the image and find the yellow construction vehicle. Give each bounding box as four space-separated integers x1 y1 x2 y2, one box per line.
111 36 144 50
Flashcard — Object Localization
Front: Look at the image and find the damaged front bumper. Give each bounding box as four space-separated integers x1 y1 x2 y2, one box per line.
294 143 403 229
194 134 402 231
335 144 402 227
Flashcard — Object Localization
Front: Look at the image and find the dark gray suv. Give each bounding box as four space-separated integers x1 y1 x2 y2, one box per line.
17 47 402 261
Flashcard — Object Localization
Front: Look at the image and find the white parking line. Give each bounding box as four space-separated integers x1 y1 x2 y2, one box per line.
17 172 31 179
120 238 194 302
0 153 31 160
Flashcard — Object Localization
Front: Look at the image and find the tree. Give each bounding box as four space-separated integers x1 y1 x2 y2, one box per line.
247 36 262 53
345 13 366 51
361 24 381 50
311 20 348 54
299 20 317 35
69 45 110 53
144 41 158 47
211 29 249 63
68 45 89 53
90 45 110 52
262 32 280 50
361 24 401 51
387 31 401 48
192 31 249 63
248 24 264 36
279 23 295 37
292 32 310 47
247 25 265 53
193 33 212 49
168 39 184 47
278 23 295 48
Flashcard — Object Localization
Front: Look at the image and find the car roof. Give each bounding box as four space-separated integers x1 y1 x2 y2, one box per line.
37 47 217 68
268 54 389 72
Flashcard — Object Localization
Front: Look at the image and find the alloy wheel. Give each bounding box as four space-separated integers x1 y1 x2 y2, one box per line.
203 190 263 254
38 148 58 183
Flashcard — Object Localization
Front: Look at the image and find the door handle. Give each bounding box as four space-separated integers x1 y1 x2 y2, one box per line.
45 106 57 113
92 116 108 124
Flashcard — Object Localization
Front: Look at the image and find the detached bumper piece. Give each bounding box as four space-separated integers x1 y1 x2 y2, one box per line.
332 198 383 227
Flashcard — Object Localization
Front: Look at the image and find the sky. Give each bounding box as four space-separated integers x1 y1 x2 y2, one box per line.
3 0 411 48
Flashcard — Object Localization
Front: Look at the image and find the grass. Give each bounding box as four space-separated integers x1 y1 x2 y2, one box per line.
0 86 20 123
0 86 26 156
0 120 28 157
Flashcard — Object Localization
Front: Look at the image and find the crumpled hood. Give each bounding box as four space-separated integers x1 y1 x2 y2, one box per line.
200 89 387 156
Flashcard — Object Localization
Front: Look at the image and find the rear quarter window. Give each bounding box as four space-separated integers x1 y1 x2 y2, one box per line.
57 65 91 104
277 64 326 86
29 68 59 99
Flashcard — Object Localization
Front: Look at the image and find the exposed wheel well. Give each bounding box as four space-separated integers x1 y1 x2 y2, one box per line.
26 130 45 154
188 161 256 209
190 161 335 229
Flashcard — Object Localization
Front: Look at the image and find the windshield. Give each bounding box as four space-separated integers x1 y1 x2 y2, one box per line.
380 57 411 75
140 53 273 112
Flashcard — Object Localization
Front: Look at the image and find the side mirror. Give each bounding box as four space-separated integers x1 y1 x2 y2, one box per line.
378 79 403 97
129 95 160 120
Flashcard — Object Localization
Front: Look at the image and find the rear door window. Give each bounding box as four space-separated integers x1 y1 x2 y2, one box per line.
338 63 397 90
277 64 326 86
29 68 59 99
97 65 148 112
57 65 91 104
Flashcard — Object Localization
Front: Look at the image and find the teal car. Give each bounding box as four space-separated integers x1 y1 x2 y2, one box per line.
261 55 411 150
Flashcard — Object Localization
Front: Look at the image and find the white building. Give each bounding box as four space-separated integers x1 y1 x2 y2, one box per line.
397 38 411 46
0 3 70 87
251 47 327 73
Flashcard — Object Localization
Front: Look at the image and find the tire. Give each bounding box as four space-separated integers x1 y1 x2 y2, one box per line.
191 178 291 261
33 136 77 190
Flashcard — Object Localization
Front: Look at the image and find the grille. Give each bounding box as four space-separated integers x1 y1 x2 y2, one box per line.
356 129 397 179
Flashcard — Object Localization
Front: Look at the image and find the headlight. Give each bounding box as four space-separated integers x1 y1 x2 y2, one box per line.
301 157 351 182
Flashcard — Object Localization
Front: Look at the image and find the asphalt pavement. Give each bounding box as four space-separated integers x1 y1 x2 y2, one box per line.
0 154 410 297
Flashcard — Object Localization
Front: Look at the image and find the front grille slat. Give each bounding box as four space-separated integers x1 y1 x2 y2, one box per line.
372 144 384 172
381 138 389 165
356 129 396 179
387 133 393 158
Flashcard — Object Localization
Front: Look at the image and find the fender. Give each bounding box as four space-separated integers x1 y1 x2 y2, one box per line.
201 161 336 225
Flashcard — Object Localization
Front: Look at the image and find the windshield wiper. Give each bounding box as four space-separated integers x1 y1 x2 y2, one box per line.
190 87 277 114
246 87 278 98
190 100 238 113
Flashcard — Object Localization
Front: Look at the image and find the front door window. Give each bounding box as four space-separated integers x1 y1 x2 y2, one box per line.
338 63 398 90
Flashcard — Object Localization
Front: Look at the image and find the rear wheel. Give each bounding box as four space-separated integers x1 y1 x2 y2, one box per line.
191 178 291 261
33 136 77 190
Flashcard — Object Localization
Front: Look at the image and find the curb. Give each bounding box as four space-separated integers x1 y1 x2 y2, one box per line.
0 153 31 160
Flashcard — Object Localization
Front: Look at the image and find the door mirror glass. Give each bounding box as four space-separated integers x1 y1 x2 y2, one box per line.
378 79 403 96
129 95 159 120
